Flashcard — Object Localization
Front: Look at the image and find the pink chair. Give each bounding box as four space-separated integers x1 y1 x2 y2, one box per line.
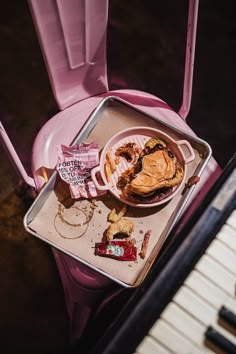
0 0 221 344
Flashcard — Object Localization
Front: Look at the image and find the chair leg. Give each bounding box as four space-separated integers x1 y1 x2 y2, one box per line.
52 248 120 343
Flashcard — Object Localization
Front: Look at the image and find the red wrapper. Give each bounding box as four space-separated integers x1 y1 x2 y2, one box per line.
95 241 137 261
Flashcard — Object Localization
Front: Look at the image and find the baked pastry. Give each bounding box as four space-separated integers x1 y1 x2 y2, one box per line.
117 145 184 200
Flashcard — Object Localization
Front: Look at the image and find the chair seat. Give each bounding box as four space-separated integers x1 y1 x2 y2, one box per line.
32 87 221 282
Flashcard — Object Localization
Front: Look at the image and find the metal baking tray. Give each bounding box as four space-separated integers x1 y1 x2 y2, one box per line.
24 96 212 288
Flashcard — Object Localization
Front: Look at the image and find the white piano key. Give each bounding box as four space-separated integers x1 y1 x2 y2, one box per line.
217 224 236 252
173 285 236 345
226 209 236 230
206 239 236 276
195 254 235 296
184 269 236 312
136 335 172 354
150 319 204 354
173 285 215 325
161 302 213 352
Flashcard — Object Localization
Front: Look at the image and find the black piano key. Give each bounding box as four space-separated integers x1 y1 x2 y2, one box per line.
205 326 236 353
219 306 236 330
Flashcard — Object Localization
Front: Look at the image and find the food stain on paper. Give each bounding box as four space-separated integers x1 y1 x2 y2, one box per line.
53 198 95 239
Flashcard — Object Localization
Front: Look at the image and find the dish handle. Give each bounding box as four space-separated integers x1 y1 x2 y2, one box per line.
91 166 110 191
176 140 195 164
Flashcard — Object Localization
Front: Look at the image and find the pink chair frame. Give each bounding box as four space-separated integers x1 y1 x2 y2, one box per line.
0 0 221 344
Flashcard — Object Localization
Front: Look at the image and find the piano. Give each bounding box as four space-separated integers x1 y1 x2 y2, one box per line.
90 153 236 354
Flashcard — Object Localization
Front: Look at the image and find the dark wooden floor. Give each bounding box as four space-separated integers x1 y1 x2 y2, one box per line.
0 1 235 353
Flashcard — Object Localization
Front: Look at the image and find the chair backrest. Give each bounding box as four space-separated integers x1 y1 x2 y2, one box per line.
28 0 109 110
28 0 199 118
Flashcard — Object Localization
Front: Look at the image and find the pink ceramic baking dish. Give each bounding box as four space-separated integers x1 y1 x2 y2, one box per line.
91 126 195 208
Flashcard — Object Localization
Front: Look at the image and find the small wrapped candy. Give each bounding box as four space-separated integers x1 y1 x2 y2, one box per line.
94 241 137 261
